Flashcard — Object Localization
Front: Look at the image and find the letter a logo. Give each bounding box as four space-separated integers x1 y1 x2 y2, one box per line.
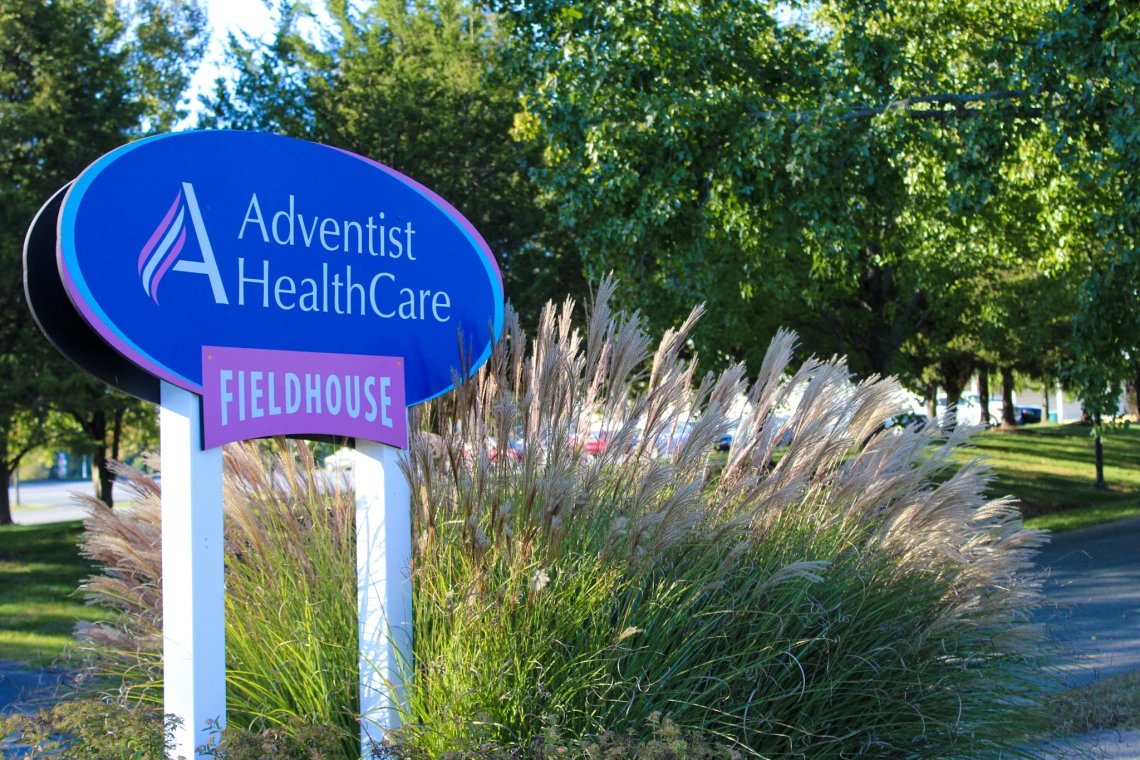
137 182 229 305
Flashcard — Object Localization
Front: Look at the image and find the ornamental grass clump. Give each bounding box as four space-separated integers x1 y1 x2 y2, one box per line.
75 278 1057 758
400 278 1054 756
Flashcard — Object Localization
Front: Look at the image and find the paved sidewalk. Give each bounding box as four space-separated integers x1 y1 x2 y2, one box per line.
8 480 105 511
1035 516 1140 758
8 478 158 524
1035 516 1140 685
1044 730 1140 759
0 660 70 713
10 504 93 525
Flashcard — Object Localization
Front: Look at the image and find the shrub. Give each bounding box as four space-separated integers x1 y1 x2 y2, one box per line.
381 713 739 759
0 702 728 760
198 716 347 759
0 699 177 759
0 700 351 760
75 278 1058 758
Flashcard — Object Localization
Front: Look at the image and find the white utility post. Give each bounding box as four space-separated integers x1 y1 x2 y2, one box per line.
354 435 413 756
161 381 226 758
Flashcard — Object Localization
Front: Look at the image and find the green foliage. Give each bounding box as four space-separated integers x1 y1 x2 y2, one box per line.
1 701 348 760
1026 501 1140 534
203 0 585 331
0 699 178 760
75 446 360 757
220 445 358 755
1050 670 1140 734
569 716 741 760
386 714 740 759
0 0 206 520
971 424 1140 522
0 520 111 663
489 0 1138 440
496 0 1064 380
44 383 159 507
0 703 733 760
1028 2 1140 439
121 0 210 132
0 0 138 521
199 716 347 760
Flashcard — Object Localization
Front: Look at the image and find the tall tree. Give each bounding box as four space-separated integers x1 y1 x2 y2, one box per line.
498 0 1058 377
203 0 584 330
1 0 206 515
1028 1 1140 484
122 0 210 131
1 0 137 520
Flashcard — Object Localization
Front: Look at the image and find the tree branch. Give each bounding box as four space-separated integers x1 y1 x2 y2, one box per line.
7 442 37 475
751 89 1039 123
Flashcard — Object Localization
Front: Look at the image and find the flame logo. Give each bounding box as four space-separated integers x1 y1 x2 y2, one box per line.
137 190 188 304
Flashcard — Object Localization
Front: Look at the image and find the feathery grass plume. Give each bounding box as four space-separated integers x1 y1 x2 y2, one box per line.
75 276 1060 758
399 276 1058 757
74 442 358 757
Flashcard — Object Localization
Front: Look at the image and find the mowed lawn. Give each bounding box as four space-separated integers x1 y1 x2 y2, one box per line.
970 422 1140 532
0 520 110 664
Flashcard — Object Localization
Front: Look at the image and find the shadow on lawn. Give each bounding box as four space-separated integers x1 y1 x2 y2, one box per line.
0 521 110 666
970 424 1140 520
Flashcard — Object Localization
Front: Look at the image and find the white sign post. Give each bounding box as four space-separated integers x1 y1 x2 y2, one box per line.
158 388 413 759
161 381 226 758
355 434 414 754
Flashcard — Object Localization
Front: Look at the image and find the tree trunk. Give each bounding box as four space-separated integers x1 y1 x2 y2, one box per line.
90 410 114 508
926 382 937 422
0 432 11 526
943 375 963 429
978 369 991 427
111 408 123 463
1001 367 1018 430
1134 363 1140 420
1094 413 1107 490
1043 385 1050 423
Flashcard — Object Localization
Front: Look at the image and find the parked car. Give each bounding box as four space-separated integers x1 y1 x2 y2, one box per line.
323 447 355 474
488 436 524 462
584 431 609 457
1015 406 1042 425
884 412 928 431
715 417 792 451
716 425 736 452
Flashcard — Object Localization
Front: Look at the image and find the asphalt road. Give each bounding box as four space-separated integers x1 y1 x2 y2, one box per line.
1035 515 1140 685
8 480 116 524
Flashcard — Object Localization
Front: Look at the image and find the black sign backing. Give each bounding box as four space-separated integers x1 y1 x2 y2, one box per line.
23 183 161 403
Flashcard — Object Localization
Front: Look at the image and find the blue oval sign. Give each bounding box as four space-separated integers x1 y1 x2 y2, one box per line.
58 130 503 412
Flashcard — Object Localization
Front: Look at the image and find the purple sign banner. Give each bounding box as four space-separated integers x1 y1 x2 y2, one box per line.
201 346 407 450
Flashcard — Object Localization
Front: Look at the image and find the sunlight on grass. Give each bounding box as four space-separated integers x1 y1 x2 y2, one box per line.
0 630 79 666
1025 502 1140 533
970 423 1140 531
0 520 110 664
